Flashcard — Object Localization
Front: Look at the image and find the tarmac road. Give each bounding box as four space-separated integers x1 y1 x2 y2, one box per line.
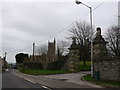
2 69 48 89
2 69 104 90
13 69 97 88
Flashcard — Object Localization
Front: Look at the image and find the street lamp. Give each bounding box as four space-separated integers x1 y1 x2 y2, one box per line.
75 0 94 77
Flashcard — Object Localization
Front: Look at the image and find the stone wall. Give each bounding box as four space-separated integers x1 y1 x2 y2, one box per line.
93 27 120 81
64 38 80 72
94 60 120 81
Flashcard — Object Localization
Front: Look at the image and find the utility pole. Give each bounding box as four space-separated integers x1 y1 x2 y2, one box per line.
4 52 7 68
4 52 7 61
33 43 35 62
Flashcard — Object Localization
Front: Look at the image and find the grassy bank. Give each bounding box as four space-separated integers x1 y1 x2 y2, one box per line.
83 74 120 88
79 61 91 71
19 68 72 75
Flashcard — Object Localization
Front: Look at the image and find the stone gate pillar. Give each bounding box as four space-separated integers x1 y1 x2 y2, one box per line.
93 27 120 81
93 27 108 61
64 38 80 72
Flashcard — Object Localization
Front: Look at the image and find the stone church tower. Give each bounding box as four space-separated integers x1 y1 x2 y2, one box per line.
47 39 57 62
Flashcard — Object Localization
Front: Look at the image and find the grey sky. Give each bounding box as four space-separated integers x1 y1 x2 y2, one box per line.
1 1 118 63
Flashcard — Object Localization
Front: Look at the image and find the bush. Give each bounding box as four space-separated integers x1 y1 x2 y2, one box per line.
19 68 71 75
47 59 66 70
24 62 43 69
79 61 91 71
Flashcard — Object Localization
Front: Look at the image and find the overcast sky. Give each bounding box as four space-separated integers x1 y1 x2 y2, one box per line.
1 1 118 63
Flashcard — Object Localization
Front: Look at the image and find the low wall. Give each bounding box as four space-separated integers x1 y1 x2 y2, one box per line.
94 60 120 81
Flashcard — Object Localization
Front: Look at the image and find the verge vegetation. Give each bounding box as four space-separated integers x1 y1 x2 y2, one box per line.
79 61 91 71
83 74 120 88
19 68 72 75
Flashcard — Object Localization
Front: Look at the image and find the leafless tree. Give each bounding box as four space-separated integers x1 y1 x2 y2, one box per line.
57 40 69 56
69 21 91 45
36 45 47 55
106 25 120 59
68 21 94 66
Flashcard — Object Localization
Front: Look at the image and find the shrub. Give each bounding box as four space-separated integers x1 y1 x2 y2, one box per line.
47 59 66 70
24 62 43 69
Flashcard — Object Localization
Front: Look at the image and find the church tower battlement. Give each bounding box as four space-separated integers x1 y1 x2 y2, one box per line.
47 39 57 62
48 39 56 55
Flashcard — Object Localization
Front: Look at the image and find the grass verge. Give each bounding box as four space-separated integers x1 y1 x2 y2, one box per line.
79 61 91 71
83 74 120 88
19 68 72 75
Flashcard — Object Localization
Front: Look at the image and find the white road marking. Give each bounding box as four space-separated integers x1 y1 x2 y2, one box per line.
18 75 23 78
13 70 52 89
42 86 52 90
14 73 36 84
14 73 23 78
24 78 36 84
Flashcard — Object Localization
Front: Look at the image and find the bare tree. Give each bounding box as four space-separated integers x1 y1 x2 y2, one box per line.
106 25 120 59
36 45 47 55
68 21 93 66
57 40 69 56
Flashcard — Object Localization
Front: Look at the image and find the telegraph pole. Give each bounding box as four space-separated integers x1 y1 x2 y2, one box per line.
33 43 35 61
4 52 7 68
5 52 7 61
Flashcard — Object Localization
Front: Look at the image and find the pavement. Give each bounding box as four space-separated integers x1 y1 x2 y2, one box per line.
40 71 103 88
14 69 104 88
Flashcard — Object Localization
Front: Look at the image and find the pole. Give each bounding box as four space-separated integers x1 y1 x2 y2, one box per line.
4 52 7 68
90 7 94 78
75 1 94 77
33 43 35 62
5 52 7 61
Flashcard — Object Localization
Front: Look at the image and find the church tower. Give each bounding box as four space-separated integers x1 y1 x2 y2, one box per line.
47 39 57 62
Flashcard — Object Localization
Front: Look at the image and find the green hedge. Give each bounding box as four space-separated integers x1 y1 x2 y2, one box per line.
47 59 66 70
19 69 71 75
23 62 43 69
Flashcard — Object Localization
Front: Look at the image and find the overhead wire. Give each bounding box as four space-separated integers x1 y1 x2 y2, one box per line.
6 2 105 55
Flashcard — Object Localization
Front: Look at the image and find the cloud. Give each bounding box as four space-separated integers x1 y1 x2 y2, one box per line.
1 2 118 63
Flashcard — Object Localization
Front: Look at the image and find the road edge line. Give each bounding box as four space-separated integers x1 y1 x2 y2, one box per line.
42 85 52 90
24 78 36 84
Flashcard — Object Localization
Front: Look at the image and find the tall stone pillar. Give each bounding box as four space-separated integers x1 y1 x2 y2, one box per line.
93 27 108 61
93 27 120 81
64 38 80 72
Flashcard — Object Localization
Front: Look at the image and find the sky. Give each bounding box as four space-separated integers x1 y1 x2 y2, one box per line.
0 0 118 63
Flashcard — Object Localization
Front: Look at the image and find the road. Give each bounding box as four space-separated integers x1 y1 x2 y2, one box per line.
2 69 102 89
13 69 96 88
2 69 48 89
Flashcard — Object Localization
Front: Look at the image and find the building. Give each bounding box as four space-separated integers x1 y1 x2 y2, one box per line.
28 39 57 63
0 56 9 70
47 39 57 62
23 39 58 69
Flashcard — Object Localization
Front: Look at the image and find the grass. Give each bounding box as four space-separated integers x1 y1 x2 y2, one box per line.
79 61 91 71
19 61 91 75
19 68 72 75
83 74 120 88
